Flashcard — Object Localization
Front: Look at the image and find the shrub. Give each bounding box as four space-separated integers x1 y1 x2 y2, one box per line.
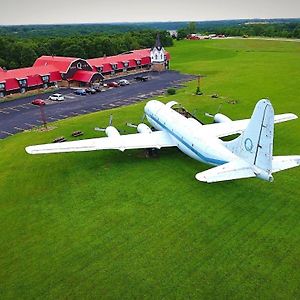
167 88 176 95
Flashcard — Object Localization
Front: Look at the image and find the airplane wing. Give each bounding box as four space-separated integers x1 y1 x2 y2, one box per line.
203 113 297 138
195 160 255 183
26 131 176 154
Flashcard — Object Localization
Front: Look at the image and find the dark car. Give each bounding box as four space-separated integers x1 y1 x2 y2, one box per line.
93 86 102 93
107 82 119 88
85 87 96 94
74 89 87 96
31 99 46 106
134 76 148 82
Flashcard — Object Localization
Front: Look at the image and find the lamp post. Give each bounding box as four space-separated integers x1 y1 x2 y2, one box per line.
196 74 206 95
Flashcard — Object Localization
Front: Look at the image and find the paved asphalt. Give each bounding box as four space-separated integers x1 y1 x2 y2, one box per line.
0 71 195 139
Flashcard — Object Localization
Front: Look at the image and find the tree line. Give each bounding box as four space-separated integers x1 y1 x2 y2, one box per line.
177 22 300 39
0 30 173 70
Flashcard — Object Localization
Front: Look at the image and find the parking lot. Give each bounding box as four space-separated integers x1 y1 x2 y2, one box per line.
0 71 195 139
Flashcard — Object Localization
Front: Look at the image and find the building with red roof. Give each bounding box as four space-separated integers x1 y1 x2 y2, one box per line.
0 41 170 97
0 65 62 97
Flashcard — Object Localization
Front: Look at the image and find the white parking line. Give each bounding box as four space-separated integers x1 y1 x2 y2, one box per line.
14 126 24 131
0 130 13 136
7 107 20 111
25 123 36 127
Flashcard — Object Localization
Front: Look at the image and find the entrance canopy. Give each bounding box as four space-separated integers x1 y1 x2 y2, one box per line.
70 70 104 83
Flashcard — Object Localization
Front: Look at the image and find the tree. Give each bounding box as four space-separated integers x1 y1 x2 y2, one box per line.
187 22 197 34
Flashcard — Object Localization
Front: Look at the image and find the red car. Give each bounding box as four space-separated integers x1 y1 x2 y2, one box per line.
32 99 46 106
107 82 119 88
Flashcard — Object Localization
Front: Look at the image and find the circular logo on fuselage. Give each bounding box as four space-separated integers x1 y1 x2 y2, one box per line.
244 138 253 152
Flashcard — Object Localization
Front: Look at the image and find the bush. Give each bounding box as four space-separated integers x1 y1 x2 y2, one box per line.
167 88 176 95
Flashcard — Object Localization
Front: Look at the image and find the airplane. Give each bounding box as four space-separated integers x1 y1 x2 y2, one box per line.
25 99 300 183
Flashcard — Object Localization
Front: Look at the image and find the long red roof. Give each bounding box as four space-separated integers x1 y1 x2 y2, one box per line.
87 49 152 67
0 65 62 90
0 65 60 81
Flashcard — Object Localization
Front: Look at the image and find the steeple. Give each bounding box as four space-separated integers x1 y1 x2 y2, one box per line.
152 33 163 51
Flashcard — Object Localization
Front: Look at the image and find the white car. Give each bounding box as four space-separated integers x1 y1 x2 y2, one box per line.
49 93 64 101
118 79 130 86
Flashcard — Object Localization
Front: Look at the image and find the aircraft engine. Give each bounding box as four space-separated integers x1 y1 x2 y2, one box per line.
137 124 152 134
214 113 232 123
105 126 120 137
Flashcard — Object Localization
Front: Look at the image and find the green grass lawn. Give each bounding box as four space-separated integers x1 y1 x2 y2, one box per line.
1 39 300 299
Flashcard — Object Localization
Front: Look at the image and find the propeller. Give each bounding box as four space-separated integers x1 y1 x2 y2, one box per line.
126 122 138 128
141 113 146 122
95 114 113 132
205 104 223 118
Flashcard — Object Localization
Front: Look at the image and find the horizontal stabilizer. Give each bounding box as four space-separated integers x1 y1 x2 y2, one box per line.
204 113 297 138
272 156 300 173
195 160 255 183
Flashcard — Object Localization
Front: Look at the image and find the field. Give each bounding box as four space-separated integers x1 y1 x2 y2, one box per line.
1 39 300 299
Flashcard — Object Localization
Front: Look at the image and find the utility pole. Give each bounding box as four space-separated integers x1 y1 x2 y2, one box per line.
39 104 48 129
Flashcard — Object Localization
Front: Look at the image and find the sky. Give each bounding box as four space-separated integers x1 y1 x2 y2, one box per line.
0 0 299 25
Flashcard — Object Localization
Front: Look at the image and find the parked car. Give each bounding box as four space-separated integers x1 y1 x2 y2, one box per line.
74 89 87 96
134 76 148 82
107 82 119 88
93 86 102 93
85 87 96 94
118 79 130 86
48 93 64 101
32 99 46 106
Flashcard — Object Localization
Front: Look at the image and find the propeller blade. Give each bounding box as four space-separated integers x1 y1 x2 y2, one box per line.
126 122 138 128
205 112 214 118
94 127 106 132
109 114 113 126
217 104 223 113
141 113 146 122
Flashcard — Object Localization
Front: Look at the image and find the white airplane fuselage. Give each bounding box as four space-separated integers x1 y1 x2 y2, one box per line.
145 100 237 166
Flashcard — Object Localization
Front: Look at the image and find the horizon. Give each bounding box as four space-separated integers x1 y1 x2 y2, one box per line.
1 0 299 26
0 17 299 27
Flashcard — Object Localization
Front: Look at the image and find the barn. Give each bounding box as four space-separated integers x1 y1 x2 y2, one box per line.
0 40 170 97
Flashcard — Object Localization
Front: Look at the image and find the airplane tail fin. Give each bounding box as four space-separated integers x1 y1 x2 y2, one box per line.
196 99 300 183
196 99 275 183
224 99 274 174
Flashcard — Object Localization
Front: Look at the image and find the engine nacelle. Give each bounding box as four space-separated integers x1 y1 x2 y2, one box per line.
105 126 120 137
214 113 232 123
137 123 152 134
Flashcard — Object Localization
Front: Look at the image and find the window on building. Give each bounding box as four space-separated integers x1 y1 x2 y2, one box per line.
42 75 49 83
19 79 27 87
